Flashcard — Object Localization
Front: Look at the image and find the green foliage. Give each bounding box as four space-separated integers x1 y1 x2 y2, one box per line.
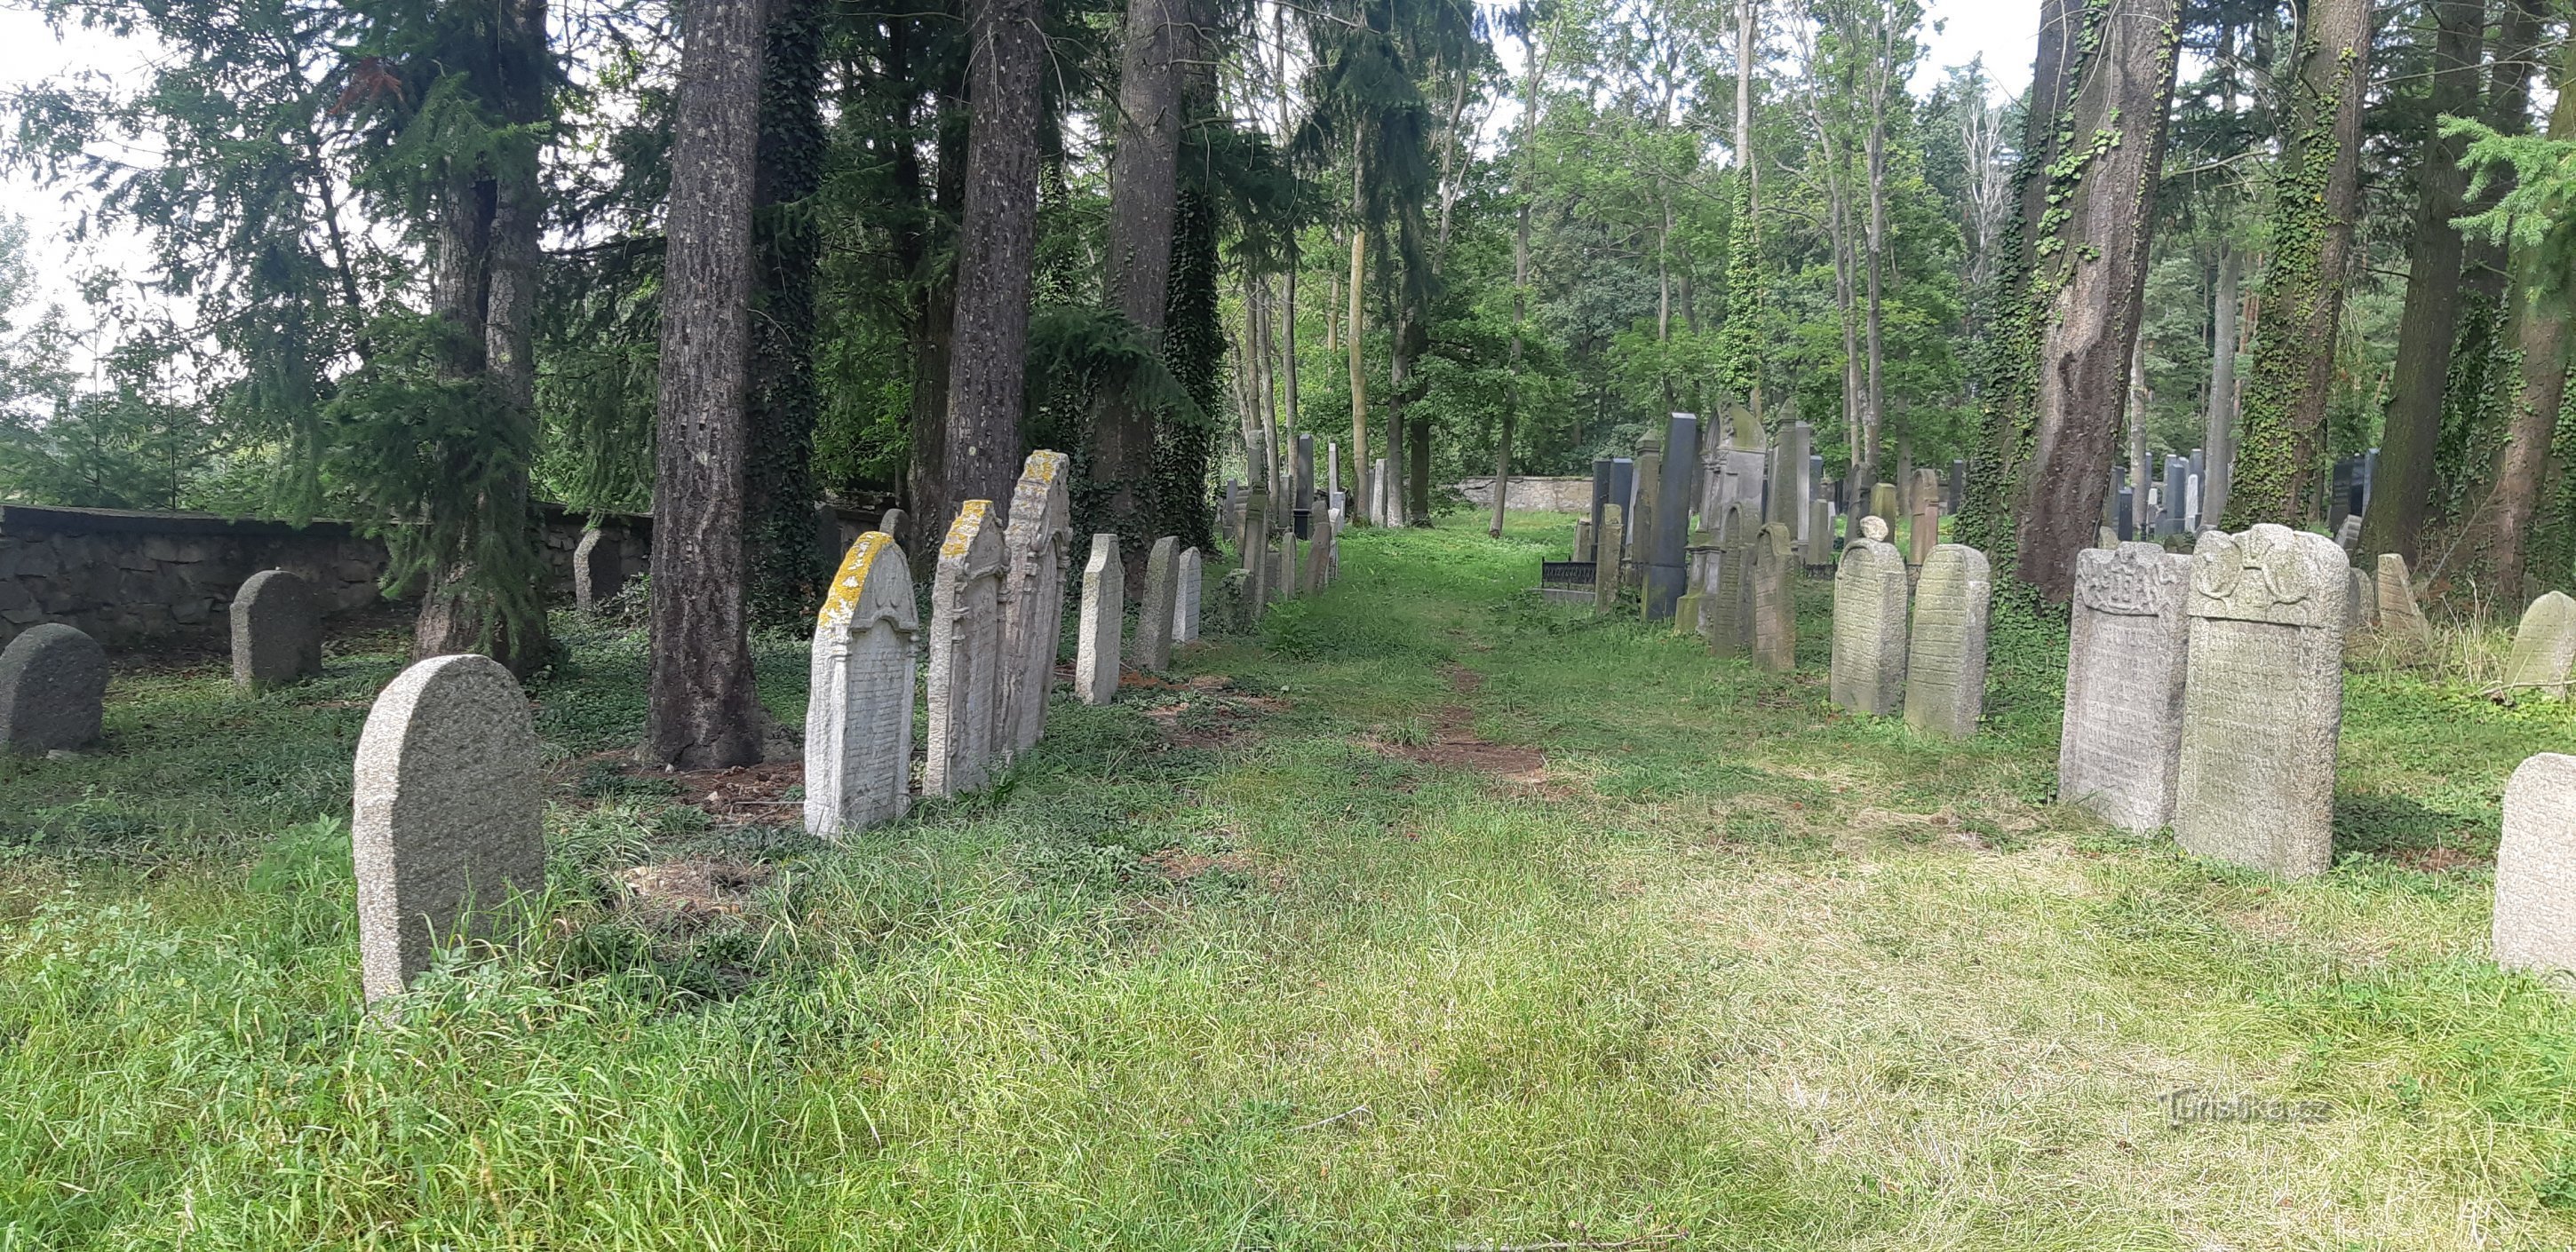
2450 118 2576 317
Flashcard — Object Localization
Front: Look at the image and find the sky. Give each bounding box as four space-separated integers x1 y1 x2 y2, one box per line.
0 0 2039 375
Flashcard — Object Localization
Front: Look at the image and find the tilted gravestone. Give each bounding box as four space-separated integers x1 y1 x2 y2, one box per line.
2374 552 2431 644
1903 544 1991 738
1076 534 1123 707
805 532 918 838
926 501 1008 798
1593 503 1625 616
0 622 107 754
231 568 323 692
1829 516 1909 715
997 452 1073 757
353 653 542 1003
573 529 622 612
2506 591 2576 701
1706 503 1755 656
1174 547 1203 644
1906 469 1943 568
2495 752 2576 975
1677 527 1719 638
1135 536 1180 671
1750 522 1797 673
2058 543 2192 832
2172 525 2349 876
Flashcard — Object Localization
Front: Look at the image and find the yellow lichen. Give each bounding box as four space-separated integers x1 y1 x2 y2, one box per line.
815 531 894 630
941 500 991 559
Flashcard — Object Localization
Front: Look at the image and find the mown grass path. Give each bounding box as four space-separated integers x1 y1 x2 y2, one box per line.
4 517 2575 1249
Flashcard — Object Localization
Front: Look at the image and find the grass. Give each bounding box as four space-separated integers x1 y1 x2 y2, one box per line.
5 511 2576 1249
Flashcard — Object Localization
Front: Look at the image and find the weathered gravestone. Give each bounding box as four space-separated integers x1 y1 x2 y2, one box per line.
353 653 542 1003
1593 503 1625 616
805 533 918 838
573 529 622 612
1751 522 1797 673
0 622 107 754
2172 524 2348 876
926 501 1007 798
1304 518 1336 593
1077 534 1122 706
1903 544 1991 738
1805 499 1833 570
1830 516 1909 715
1677 527 1718 637
1629 435 1665 598
2058 543 2191 832
2335 514 2362 552
2375 552 2431 644
1135 536 1180 671
998 452 1073 757
1868 482 1900 533
2350 567 2377 630
1705 503 1755 656
2507 591 2576 701
2495 753 2576 975
1907 469 1943 567
1241 486 1272 622
1174 547 1203 644
1573 519 1594 563
231 568 323 692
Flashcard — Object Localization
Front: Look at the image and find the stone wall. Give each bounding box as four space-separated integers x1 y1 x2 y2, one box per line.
1451 476 1594 514
0 503 658 650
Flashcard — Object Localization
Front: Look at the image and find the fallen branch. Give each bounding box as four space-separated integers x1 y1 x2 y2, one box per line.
1286 1105 1370 1134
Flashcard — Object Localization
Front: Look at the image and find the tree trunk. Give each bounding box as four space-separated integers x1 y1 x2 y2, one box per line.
942 0 1045 521
2357 0 2481 564
2484 35 2576 595
2223 0 2370 527
743 0 827 626
2201 242 2242 524
1347 214 1369 523
897 20 966 561
1089 0 1188 539
647 0 768 769
2012 0 2181 604
1862 44 1888 493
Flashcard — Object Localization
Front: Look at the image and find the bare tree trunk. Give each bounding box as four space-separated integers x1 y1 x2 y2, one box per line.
648 0 768 768
2224 0 2371 527
2013 0 2181 603
942 0 1045 522
2129 337 2152 527
1861 12 1889 494
2201 242 2242 524
1089 0 1188 538
743 0 827 625
1347 204 1369 523
2485 36 2576 594
2359 0 2482 563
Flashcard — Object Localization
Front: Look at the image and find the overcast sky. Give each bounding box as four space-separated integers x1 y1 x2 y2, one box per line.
0 0 2037 374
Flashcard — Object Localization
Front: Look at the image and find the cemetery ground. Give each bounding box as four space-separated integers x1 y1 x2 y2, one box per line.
7 519 2576 1249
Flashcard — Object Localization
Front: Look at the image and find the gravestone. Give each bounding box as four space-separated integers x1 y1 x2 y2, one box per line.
1176 547 1203 642
1678 527 1719 637
1076 534 1122 706
1868 482 1900 532
574 529 622 611
2506 591 2576 701
2115 486 2135 541
1903 544 1991 738
2160 456 2188 537
2495 753 2576 974
353 653 542 1003
2059 543 2191 831
1805 499 1833 569
1907 468 1942 567
230 568 322 692
2335 514 2362 552
1751 522 1796 672
1706 503 1755 656
1630 435 1665 597
926 501 1008 798
1593 503 1625 616
805 533 918 838
0 622 107 754
1328 441 1340 501
1135 537 1180 671
1573 519 1594 563
2172 525 2349 876
998 452 1074 757
2375 552 2431 643
2183 472 2201 533
1305 516 1336 592
1829 518 1909 715
2348 567 2377 630
1771 422 1812 548
1644 413 1700 620
1703 405 1768 535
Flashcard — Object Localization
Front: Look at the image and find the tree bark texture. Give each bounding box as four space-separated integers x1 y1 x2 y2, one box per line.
2484 36 2576 595
648 0 770 768
2201 243 2242 525
2223 0 2370 527
1089 0 1188 539
942 0 1045 523
743 0 828 626
2013 0 2180 605
2357 0 2481 565
1347 223 1369 522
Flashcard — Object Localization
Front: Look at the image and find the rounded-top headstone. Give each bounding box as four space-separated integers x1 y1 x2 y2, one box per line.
1860 515 1891 543
2507 591 2576 701
231 568 323 692
2496 752 2576 975
353 653 544 1002
0 622 107 754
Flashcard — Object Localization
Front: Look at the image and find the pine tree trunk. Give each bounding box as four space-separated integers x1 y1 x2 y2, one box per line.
1090 0 1188 539
647 0 769 768
2012 0 2181 604
2358 0 2481 564
942 0 1045 519
743 0 827 625
897 21 965 561
2224 0 2371 527
2201 243 2242 524
1347 217 1369 523
2485 36 2576 595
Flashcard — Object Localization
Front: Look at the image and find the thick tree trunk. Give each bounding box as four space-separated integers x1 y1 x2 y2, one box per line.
743 0 827 625
2485 37 2576 595
896 21 965 561
647 0 769 768
2012 0 2180 604
942 0 1045 520
2357 0 2481 564
2201 243 2241 524
1089 0 1188 538
2223 0 2370 527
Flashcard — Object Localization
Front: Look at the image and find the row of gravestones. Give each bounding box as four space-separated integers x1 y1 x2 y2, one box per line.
1225 453 1342 621
1826 516 1994 739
